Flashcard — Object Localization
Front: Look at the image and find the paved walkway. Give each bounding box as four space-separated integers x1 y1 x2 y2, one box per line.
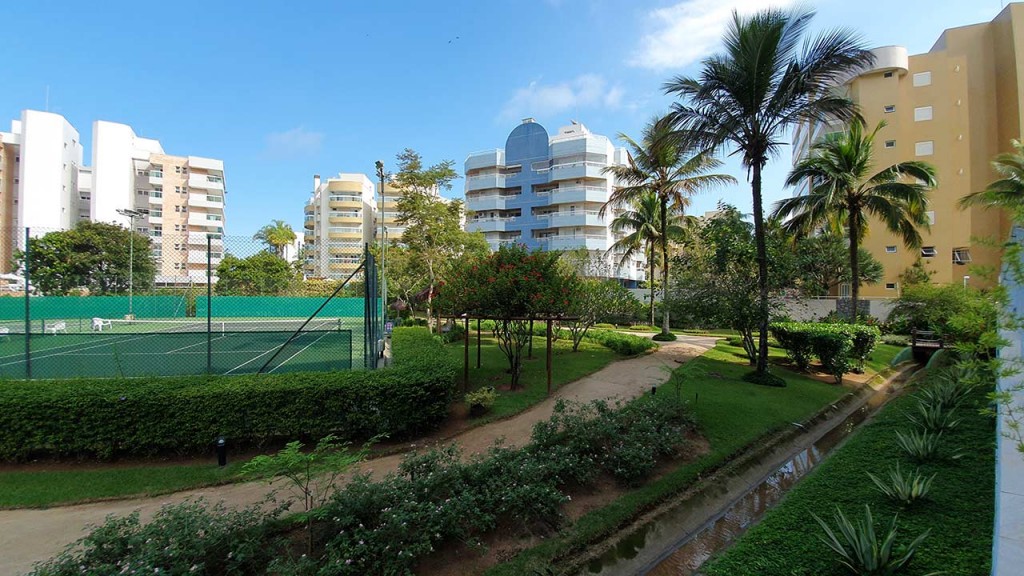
0 336 716 575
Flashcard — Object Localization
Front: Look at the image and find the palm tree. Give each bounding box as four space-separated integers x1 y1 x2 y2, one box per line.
601 115 734 338
773 120 936 319
958 139 1024 216
664 7 873 376
253 220 297 259
606 192 685 326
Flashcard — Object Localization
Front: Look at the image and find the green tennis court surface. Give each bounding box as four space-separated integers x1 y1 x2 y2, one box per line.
0 328 354 379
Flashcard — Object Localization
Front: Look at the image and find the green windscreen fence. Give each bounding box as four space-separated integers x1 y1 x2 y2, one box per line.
0 295 186 321
195 296 366 318
0 329 353 380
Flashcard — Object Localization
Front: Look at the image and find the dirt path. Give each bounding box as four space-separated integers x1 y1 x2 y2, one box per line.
0 337 715 575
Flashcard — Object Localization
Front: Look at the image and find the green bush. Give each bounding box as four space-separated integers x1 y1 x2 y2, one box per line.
652 332 678 342
814 505 931 576
29 499 283 576
866 463 935 505
0 327 457 460
770 322 880 380
585 329 656 356
465 386 497 416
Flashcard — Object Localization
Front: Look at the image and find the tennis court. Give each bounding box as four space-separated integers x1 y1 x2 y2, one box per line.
0 317 355 379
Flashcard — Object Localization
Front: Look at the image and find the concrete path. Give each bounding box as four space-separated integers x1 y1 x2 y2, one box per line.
0 336 715 575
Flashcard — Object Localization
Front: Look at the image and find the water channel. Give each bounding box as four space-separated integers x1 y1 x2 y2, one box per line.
580 371 908 576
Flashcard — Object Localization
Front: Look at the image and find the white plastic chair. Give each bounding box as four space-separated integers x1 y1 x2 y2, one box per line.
45 321 67 335
92 317 112 332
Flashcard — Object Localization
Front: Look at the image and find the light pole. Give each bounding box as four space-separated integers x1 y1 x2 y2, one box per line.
375 161 387 338
964 275 970 290
117 208 147 319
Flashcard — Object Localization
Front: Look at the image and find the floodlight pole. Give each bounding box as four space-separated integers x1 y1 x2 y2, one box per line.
117 208 146 318
376 160 387 341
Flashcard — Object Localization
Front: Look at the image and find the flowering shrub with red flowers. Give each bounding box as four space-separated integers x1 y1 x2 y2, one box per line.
438 244 575 388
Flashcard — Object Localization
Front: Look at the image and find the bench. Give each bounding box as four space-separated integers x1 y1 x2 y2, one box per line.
91 317 113 332
45 321 67 335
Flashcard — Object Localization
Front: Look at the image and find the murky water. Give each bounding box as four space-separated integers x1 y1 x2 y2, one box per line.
581 385 896 576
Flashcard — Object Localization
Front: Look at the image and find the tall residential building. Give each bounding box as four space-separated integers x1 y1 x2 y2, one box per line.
378 181 405 244
91 120 227 286
464 119 645 285
0 110 85 271
303 173 376 279
793 3 1024 296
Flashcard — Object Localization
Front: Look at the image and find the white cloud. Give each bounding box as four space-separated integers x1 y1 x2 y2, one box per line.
630 0 796 71
264 126 324 157
499 74 625 121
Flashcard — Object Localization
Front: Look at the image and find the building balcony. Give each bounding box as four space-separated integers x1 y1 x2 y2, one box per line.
304 216 315 230
541 235 609 251
549 211 605 228
547 161 607 182
468 216 518 233
538 186 608 204
465 149 505 171
187 213 224 228
188 251 223 265
466 173 506 191
187 192 224 209
188 173 225 191
328 213 362 224
147 194 164 205
136 171 163 187
148 215 163 225
466 193 515 211
329 198 363 209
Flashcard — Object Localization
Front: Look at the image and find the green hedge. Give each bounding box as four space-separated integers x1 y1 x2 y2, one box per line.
585 329 657 356
770 322 880 383
0 327 457 461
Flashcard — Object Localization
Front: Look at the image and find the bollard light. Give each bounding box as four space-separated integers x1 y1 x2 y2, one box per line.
215 436 227 467
651 385 657 396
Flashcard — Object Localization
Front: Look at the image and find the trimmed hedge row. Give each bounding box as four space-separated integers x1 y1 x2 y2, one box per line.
770 322 880 383
0 327 458 461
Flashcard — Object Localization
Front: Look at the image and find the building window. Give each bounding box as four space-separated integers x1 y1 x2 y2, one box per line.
915 141 934 156
953 248 972 264
885 245 897 253
921 246 937 258
914 106 933 121
885 283 897 290
884 105 896 113
885 140 896 148
926 211 935 225
883 71 894 78
913 71 932 86
137 189 148 196
175 166 181 174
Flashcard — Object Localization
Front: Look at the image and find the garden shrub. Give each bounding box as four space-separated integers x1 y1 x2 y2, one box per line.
465 386 497 416
770 322 880 380
0 327 457 460
29 499 283 576
584 329 656 356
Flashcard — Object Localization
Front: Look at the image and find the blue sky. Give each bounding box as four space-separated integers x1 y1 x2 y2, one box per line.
0 0 1006 236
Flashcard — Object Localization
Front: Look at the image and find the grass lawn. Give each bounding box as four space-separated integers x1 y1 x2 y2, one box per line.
0 462 243 509
448 334 623 421
702 370 995 576
487 339 853 575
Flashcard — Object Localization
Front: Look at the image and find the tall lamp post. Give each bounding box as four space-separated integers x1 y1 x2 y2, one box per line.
116 208 147 319
375 160 387 340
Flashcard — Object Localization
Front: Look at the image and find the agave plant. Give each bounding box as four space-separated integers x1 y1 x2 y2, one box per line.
813 505 933 575
895 429 943 461
905 400 961 432
867 463 936 505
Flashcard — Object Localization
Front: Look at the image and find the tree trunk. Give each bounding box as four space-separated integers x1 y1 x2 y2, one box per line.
751 162 770 375
660 196 671 337
649 242 656 327
849 209 860 323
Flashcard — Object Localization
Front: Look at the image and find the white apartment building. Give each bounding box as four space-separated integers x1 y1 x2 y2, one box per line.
303 173 376 279
0 110 228 284
91 120 227 286
464 119 646 285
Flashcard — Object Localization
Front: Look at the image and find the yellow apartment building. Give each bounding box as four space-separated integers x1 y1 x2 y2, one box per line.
303 173 376 279
793 3 1024 296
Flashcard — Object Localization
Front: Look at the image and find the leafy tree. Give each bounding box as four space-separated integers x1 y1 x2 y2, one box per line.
665 6 873 378
671 205 795 364
440 244 572 389
794 234 884 296
215 251 296 295
958 139 1024 216
15 221 155 295
382 245 427 316
899 258 934 287
888 283 998 345
393 149 488 331
607 191 687 326
564 278 641 351
252 220 297 259
774 120 936 318
602 115 734 339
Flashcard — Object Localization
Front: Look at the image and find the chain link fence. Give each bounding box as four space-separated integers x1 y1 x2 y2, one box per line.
0 226 380 379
